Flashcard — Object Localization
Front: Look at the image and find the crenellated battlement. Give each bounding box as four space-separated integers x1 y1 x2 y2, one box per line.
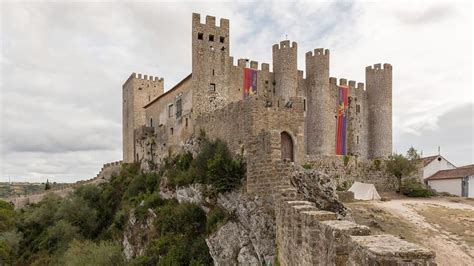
329 77 365 90
193 13 229 30
339 78 348 86
273 40 297 51
366 63 392 73
124 72 164 86
305 48 330 58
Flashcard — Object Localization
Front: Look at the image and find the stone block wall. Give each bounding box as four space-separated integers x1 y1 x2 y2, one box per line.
273 186 436 265
304 155 399 191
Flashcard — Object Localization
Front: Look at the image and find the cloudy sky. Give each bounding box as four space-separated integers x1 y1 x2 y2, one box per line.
1 1 472 183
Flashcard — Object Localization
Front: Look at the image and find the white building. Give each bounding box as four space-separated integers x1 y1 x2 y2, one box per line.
420 155 456 179
426 165 474 198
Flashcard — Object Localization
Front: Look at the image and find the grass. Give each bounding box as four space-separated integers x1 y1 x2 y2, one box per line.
417 206 474 246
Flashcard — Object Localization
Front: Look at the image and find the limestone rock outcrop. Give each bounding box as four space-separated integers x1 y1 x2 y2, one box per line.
290 169 350 218
206 192 276 265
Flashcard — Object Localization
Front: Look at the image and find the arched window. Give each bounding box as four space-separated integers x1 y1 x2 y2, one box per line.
281 131 294 162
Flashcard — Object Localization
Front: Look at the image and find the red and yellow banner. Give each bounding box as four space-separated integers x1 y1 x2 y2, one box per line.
336 86 349 155
243 68 257 98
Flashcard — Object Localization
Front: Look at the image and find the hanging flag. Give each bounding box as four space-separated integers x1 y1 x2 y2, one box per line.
336 86 349 155
243 68 257 98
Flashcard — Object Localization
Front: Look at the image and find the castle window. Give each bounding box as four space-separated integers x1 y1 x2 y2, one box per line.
221 46 225 52
212 69 215 76
150 117 154 128
209 83 216 92
168 104 173 117
356 104 360 114
220 36 225 43
170 127 174 135
185 118 188 127
357 136 359 144
303 99 306 111
175 99 182 117
197 32 203 40
209 34 214 42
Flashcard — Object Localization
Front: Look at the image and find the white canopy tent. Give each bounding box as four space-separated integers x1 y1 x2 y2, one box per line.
348 181 381 200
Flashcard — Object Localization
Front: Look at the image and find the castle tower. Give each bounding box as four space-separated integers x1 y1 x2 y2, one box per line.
122 73 164 163
305 48 334 155
191 13 231 117
366 63 392 158
272 40 298 101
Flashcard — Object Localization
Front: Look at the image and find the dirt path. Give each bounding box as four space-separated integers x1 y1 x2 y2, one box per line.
370 198 474 266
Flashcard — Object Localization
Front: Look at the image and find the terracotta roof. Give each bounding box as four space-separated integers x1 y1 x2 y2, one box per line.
420 156 439 167
426 166 474 181
143 74 192 109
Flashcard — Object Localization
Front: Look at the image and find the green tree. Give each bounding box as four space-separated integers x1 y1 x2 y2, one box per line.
44 179 51 190
386 148 420 192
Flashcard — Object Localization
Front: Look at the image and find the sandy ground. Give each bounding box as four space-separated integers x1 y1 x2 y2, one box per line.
347 196 474 266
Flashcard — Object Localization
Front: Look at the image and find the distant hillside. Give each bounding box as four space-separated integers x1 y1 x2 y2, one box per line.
0 182 70 198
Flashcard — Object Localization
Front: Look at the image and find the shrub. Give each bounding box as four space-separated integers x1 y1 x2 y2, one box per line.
206 206 233 234
342 155 350 166
373 159 381 170
302 163 312 170
401 178 435 197
166 137 245 193
60 239 125 266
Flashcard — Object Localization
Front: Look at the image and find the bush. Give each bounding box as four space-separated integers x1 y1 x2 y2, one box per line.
302 163 312 170
206 206 233 234
166 137 245 193
401 178 435 197
60 239 125 266
342 155 350 166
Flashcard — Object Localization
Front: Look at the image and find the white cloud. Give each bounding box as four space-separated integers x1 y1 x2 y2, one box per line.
0 1 472 182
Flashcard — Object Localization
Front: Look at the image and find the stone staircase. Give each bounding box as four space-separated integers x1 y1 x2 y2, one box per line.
273 184 436 265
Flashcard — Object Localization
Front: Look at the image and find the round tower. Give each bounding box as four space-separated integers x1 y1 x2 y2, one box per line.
305 48 333 155
272 40 298 101
366 63 392 158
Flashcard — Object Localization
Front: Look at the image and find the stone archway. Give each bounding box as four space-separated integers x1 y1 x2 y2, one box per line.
281 131 294 162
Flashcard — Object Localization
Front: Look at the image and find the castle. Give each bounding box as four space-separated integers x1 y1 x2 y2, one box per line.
122 13 392 173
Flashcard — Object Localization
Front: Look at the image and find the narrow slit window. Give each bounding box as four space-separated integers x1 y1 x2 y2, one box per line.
303 99 306 111
185 118 188 127
150 117 153 127
197 32 203 40
170 127 174 135
209 34 214 42
168 104 173 117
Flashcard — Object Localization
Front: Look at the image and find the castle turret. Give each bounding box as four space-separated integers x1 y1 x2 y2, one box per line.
122 73 164 163
366 63 392 158
305 48 334 155
191 13 231 116
272 40 298 101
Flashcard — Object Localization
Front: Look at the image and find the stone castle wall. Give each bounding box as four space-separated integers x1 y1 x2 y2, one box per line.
273 186 436 265
6 161 122 209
